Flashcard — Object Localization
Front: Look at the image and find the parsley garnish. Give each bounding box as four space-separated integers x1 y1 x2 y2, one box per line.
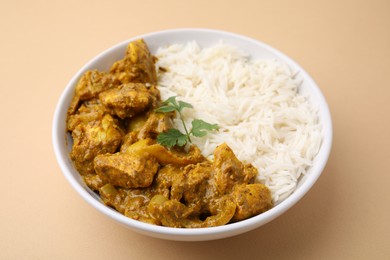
155 96 219 148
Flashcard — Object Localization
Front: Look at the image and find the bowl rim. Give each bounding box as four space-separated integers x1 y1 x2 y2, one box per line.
52 28 333 241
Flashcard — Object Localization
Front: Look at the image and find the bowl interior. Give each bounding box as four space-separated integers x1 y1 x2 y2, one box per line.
53 28 332 241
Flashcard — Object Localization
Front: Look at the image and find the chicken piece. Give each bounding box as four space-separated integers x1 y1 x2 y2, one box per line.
120 110 172 151
99 83 157 119
146 85 161 101
83 174 105 191
126 114 148 133
231 184 273 221
119 131 139 152
213 143 257 194
147 195 195 228
180 162 213 212
67 70 120 115
117 188 159 225
120 137 205 166
137 111 172 140
186 195 237 228
119 134 152 154
70 114 123 175
151 164 184 199
128 141 205 166
99 184 157 224
147 193 237 228
75 70 120 101
148 162 237 228
121 110 171 148
99 183 123 211
124 200 160 225
118 114 148 151
67 99 107 131
94 151 159 188
243 164 259 184
110 39 157 84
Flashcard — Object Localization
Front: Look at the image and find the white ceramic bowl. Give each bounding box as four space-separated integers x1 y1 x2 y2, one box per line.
52 28 332 241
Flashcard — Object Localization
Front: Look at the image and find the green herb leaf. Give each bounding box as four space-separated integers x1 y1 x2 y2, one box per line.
156 128 188 148
156 96 219 148
177 100 193 112
190 119 220 137
155 105 176 113
155 96 193 113
163 96 179 106
176 133 189 146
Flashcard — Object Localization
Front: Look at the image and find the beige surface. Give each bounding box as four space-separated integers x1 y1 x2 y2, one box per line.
1 0 389 259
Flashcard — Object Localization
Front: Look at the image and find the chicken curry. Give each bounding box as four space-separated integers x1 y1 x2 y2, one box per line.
66 39 273 228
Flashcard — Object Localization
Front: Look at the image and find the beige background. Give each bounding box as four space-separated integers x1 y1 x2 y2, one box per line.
1 0 389 259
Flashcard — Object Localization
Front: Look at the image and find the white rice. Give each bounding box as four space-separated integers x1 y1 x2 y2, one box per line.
155 41 322 204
